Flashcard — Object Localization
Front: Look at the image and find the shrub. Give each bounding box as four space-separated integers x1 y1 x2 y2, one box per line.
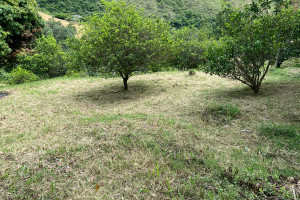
54 13 68 20
17 35 67 78
8 67 38 85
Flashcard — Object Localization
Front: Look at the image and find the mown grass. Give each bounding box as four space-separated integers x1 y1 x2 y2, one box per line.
0 63 299 199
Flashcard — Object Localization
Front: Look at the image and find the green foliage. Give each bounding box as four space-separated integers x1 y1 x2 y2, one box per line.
80 1 171 90
37 0 105 21
169 27 208 70
273 8 300 67
203 0 299 94
17 35 67 78
0 29 10 58
0 68 10 83
42 18 77 49
0 0 43 69
54 13 68 20
37 0 246 27
65 37 90 75
8 66 38 85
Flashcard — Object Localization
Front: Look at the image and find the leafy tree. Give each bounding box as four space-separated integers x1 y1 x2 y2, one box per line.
81 1 171 90
203 0 299 94
273 6 300 68
17 35 66 78
0 0 43 69
169 27 207 70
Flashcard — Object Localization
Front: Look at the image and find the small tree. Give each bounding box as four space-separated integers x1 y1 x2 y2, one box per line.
204 0 299 94
17 35 66 78
81 1 171 90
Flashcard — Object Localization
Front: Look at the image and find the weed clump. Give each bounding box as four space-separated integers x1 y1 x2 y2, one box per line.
204 102 241 123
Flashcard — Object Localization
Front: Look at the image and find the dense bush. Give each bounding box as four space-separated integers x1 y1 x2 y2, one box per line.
54 13 68 20
8 66 38 85
17 35 67 78
0 0 43 69
169 27 207 70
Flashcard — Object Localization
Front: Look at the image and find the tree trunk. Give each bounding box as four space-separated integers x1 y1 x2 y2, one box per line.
252 83 260 95
123 76 129 91
275 48 283 68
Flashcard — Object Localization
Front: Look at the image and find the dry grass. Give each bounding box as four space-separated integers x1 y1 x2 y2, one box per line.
0 68 299 199
39 12 82 30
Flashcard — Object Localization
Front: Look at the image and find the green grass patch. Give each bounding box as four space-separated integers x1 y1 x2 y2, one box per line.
204 102 241 123
259 123 300 151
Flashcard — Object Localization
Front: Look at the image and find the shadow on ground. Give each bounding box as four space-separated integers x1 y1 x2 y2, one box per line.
212 81 300 99
74 81 162 105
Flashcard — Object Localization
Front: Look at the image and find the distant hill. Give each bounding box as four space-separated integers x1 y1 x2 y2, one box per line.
39 12 74 27
37 0 247 28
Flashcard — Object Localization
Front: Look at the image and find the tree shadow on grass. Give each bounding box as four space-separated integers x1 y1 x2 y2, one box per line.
212 81 300 100
74 81 162 106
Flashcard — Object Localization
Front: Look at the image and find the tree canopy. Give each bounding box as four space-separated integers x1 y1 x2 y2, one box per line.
0 0 43 69
204 0 300 94
79 1 171 90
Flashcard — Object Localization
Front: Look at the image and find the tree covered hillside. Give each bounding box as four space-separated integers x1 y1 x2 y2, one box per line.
37 0 247 28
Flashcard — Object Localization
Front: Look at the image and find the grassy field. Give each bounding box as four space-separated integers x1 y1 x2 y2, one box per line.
0 62 299 199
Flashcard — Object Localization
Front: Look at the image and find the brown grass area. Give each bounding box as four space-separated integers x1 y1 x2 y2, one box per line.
0 70 299 199
39 12 82 30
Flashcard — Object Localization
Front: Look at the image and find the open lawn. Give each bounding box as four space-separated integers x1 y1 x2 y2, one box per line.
0 64 299 199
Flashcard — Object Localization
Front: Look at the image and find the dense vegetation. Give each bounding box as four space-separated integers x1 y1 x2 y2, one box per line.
0 0 43 70
37 0 247 27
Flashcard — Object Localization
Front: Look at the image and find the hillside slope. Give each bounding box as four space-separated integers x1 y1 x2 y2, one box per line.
37 0 247 27
39 12 73 27
0 65 299 199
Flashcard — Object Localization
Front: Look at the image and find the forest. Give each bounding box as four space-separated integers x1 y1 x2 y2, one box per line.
0 0 299 199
